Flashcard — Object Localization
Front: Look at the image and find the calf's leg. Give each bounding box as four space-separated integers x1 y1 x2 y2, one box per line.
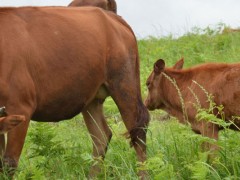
199 121 219 161
82 99 112 178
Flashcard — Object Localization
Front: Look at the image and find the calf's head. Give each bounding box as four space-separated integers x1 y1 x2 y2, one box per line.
144 58 184 110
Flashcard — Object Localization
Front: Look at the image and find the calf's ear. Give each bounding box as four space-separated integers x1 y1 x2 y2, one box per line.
0 115 26 133
154 59 165 74
173 57 184 70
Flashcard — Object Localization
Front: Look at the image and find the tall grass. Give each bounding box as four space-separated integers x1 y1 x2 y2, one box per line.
7 25 240 179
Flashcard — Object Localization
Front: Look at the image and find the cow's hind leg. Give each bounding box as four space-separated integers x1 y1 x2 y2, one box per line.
82 99 112 178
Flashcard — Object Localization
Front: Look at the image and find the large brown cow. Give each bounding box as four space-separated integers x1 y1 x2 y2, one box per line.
0 6 149 178
145 58 240 152
68 0 117 13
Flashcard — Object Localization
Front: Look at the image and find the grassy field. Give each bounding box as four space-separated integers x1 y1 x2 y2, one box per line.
7 25 240 179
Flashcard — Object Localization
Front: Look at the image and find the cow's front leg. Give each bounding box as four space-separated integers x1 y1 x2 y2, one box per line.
0 115 29 177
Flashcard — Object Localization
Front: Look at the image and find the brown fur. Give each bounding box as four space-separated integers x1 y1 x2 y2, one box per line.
145 58 240 152
68 0 117 13
0 6 149 178
0 116 25 134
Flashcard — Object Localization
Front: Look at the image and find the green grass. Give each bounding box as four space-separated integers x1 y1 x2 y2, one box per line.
8 25 240 179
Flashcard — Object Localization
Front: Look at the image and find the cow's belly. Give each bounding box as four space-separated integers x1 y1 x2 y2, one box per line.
31 83 107 122
31 85 97 122
31 96 86 122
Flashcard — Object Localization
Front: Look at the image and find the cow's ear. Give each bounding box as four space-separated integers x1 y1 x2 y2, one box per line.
173 57 184 70
154 59 165 74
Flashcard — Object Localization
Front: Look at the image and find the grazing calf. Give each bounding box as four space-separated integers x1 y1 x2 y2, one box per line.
145 58 240 151
0 6 148 178
68 0 117 13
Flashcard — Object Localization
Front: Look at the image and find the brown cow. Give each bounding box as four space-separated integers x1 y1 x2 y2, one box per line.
145 58 240 152
0 6 149 178
68 0 117 13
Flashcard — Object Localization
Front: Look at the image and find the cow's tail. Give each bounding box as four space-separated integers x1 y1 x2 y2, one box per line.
109 13 150 146
130 51 150 147
129 97 150 147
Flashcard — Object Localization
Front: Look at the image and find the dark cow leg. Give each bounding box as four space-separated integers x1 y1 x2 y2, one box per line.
109 83 149 179
1 118 30 176
0 135 5 157
82 99 112 178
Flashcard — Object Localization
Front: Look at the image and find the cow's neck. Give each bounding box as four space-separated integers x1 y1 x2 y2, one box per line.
165 68 193 86
161 69 192 122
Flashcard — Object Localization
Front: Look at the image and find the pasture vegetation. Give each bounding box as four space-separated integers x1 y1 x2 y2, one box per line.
6 25 240 179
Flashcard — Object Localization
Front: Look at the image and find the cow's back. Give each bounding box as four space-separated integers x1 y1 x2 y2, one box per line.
68 0 107 8
207 64 240 121
0 7 136 121
175 63 240 123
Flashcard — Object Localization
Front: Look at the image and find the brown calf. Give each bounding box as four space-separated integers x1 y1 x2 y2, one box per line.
68 0 117 13
145 58 240 151
0 6 148 178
